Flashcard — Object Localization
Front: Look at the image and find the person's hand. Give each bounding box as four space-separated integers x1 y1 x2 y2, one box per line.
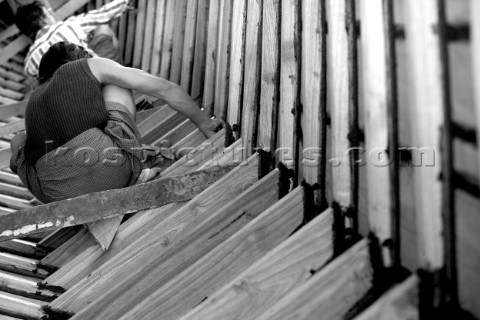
199 118 224 139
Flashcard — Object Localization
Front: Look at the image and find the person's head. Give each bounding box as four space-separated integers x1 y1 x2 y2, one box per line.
15 1 57 39
38 42 93 84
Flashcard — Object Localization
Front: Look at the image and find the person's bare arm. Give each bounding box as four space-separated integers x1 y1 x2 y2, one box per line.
87 57 222 138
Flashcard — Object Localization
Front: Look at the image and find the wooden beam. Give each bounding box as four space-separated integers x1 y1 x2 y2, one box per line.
37 227 81 250
151 119 198 149
0 239 49 260
132 0 146 68
123 0 137 65
180 0 199 92
169 0 188 85
0 121 25 140
254 239 373 320
0 253 49 279
140 0 157 72
190 0 208 99
472 0 480 191
198 138 244 169
202 0 220 114
86 217 122 251
226 0 247 125
0 270 58 302
49 154 262 313
353 275 419 320
0 291 46 320
77 172 299 320
178 208 334 320
150 0 166 75
257 0 280 152
159 0 176 79
240 0 262 157
0 166 235 241
0 102 26 121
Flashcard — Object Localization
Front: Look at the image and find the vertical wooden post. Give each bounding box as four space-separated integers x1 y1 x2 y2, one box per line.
327 0 359 227
159 0 176 79
124 0 138 66
472 0 480 182
240 0 263 158
180 0 199 92
117 7 128 63
132 0 146 68
360 0 399 268
170 0 188 85
213 0 233 120
277 0 300 169
202 0 220 115
226 0 247 126
301 0 327 206
404 0 456 310
150 0 166 75
141 0 157 72
190 0 209 99
257 0 280 153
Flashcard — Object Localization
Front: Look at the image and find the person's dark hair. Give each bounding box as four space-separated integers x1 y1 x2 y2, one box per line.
38 42 93 84
14 1 46 39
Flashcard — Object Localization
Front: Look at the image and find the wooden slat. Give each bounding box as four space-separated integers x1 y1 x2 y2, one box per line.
0 102 26 121
159 0 176 79
276 0 299 168
0 166 235 241
178 208 334 320
142 112 187 145
117 6 128 62
86 216 122 251
180 0 199 92
140 0 157 72
132 0 147 68
36 227 80 250
226 0 247 125
0 77 24 93
150 0 166 74
152 119 197 149
255 239 373 320
190 0 208 99
202 0 220 114
0 194 31 211
198 138 244 169
0 270 58 302
170 129 206 159
472 0 480 185
0 89 22 102
50 154 262 313
213 0 232 119
0 291 46 320
327 0 358 212
257 0 280 152
136 104 169 137
353 276 419 320
0 239 48 260
169 0 188 84
240 0 262 156
123 0 137 65
404 0 445 271
0 37 30 66
0 253 49 279
0 121 25 140
0 183 32 200
0 69 23 84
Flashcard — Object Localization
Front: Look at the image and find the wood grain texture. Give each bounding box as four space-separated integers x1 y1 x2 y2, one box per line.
178 208 334 320
255 239 373 320
0 291 46 320
0 253 49 279
404 0 445 269
257 0 280 152
353 275 418 320
276 0 299 168
117 183 303 320
159 0 176 78
202 0 220 113
198 138 244 169
86 216 122 251
170 0 188 84
0 239 48 260
0 270 58 302
140 0 157 72
190 0 208 99
124 0 137 65
37 227 80 250
226 0 247 125
180 0 199 92
50 155 261 313
240 0 262 157
472 0 480 181
151 119 198 149
213 0 232 119
150 0 166 74
132 0 146 68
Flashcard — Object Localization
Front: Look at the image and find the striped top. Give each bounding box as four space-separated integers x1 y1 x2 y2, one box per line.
24 0 129 78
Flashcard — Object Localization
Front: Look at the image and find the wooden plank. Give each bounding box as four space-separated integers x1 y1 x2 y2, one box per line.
170 129 207 159
0 239 49 259
140 0 157 72
132 0 147 68
159 0 176 79
257 0 280 152
0 166 235 241
0 183 32 200
40 227 96 269
169 0 188 84
49 154 262 313
123 0 137 65
151 119 198 149
117 6 128 63
115 184 302 320
353 275 419 320
255 239 373 320
142 112 187 145
213 0 232 119
0 69 23 85
0 121 25 139
150 0 166 75
360 0 398 266
0 291 46 320
202 0 220 115
36 227 80 250
0 194 31 211
198 138 244 169
136 104 169 137
0 253 49 279
180 0 199 92
404 0 446 271
0 89 22 102
240 0 262 156
0 270 58 302
0 37 31 66
177 208 334 320
0 102 26 120
472 0 480 186
190 0 208 99
86 216 122 251
276 0 299 168
226 0 247 125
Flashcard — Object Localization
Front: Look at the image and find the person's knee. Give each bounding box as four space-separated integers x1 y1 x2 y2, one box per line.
102 85 136 117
